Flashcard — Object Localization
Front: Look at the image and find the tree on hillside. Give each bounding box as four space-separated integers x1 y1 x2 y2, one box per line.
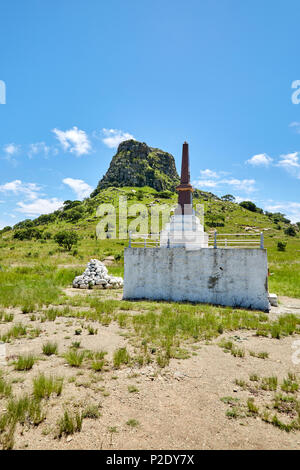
239 201 263 213
221 194 235 202
63 200 82 211
54 231 79 251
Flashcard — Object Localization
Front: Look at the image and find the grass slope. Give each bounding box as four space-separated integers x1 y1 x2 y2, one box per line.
0 186 299 301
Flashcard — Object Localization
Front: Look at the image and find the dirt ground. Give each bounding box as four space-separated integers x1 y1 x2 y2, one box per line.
1 295 300 450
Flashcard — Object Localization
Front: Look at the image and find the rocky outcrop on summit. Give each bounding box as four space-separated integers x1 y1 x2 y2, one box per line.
91 140 179 197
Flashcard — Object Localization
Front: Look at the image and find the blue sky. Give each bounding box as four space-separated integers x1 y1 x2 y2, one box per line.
1 0 300 228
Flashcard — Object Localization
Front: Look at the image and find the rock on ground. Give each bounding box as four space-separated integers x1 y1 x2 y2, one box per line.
72 259 123 289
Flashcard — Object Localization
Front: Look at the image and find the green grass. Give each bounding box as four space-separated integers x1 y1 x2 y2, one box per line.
64 349 85 367
0 312 14 322
14 354 36 371
247 398 259 415
42 341 58 356
0 185 299 305
82 404 100 419
33 373 63 400
281 373 299 393
56 410 82 438
249 351 269 359
113 347 130 368
261 376 278 391
1 323 27 342
126 418 139 427
0 374 12 398
91 359 105 372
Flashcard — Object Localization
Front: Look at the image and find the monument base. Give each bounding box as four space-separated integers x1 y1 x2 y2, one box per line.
160 214 208 250
123 247 270 311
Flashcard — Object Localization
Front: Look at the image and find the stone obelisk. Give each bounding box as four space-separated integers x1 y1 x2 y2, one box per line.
160 141 208 250
175 142 193 215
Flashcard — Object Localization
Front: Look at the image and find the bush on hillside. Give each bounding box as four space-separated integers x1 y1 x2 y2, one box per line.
284 226 297 237
277 241 287 252
13 228 42 241
221 194 235 202
239 201 263 213
54 231 79 251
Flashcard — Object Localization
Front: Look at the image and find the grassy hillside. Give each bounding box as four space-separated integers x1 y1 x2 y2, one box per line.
0 186 300 304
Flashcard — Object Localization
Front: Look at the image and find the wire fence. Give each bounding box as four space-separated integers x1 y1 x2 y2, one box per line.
128 231 265 249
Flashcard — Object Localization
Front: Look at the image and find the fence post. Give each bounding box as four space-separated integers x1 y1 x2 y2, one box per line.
225 238 227 248
167 234 170 248
260 232 264 249
214 231 217 249
144 237 146 248
129 231 132 248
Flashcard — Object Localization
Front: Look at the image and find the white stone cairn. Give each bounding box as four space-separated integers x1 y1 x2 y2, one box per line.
72 259 123 289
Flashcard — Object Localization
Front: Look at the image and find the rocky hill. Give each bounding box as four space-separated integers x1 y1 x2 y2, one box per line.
91 140 179 197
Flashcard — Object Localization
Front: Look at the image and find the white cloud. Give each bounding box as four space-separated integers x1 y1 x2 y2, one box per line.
195 179 218 188
194 174 256 193
101 128 135 148
277 152 300 178
222 178 256 193
199 169 219 178
63 177 93 200
0 180 41 200
264 201 300 223
16 198 63 216
52 126 91 156
289 122 300 134
232 196 245 204
246 153 273 166
28 142 50 158
3 143 19 156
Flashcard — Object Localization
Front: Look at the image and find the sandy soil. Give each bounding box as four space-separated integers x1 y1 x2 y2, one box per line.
1 295 300 450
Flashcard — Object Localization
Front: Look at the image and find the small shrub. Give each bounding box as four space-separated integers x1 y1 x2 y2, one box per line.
281 374 299 393
261 376 278 391
21 304 35 314
57 410 82 438
64 349 85 367
42 342 58 356
277 241 287 252
87 325 98 335
14 355 36 371
1 323 27 342
247 398 259 415
113 347 130 368
284 226 297 237
82 405 100 419
6 395 44 426
226 408 239 419
249 373 260 382
126 418 139 427
33 373 63 400
0 375 12 398
91 360 105 372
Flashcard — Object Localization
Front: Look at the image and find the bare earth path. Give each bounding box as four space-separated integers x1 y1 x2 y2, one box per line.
1 295 300 450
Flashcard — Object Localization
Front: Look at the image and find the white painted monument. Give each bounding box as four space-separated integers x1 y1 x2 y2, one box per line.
124 142 270 311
